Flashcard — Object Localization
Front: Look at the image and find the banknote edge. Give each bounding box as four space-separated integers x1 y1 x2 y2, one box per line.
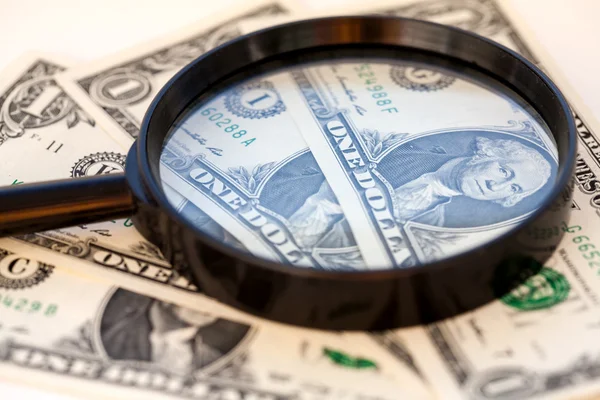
54 0 307 148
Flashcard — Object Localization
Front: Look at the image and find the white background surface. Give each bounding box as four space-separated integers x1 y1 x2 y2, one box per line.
0 0 598 398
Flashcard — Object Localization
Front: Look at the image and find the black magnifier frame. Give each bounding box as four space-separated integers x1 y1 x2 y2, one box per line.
0 16 576 331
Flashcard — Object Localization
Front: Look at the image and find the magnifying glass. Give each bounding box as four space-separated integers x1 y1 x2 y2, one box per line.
0 16 576 331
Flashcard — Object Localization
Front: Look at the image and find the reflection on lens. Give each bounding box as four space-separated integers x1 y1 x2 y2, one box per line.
159 55 558 271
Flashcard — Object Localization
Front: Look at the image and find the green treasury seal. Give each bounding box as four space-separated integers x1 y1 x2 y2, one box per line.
500 266 570 311
322 347 378 370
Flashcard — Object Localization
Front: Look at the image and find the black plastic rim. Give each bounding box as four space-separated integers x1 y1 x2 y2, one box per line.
131 15 576 330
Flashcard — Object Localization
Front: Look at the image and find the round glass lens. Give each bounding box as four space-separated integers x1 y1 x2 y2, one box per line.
159 53 558 271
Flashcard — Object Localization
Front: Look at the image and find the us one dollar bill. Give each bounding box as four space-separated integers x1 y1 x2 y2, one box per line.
0 52 123 186
0 246 432 400
391 164 600 400
159 73 370 270
0 53 274 326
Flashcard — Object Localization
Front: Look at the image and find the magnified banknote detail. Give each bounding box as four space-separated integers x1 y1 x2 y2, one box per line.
160 57 558 270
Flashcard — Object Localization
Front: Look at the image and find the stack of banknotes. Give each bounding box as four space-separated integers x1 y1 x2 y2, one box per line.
1 0 599 399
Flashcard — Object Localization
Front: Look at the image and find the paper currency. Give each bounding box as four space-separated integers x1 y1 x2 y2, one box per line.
0 246 431 400
288 61 554 267
389 174 600 400
0 53 271 326
0 53 124 186
0 52 161 285
159 74 367 269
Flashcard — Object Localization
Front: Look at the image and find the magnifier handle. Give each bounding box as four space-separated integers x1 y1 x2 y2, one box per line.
0 173 135 237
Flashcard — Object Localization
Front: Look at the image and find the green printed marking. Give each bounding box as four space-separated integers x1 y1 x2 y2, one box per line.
323 347 378 370
11 179 23 185
198 107 254 147
44 304 58 317
353 63 398 114
0 294 58 317
561 222 600 274
500 267 570 311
